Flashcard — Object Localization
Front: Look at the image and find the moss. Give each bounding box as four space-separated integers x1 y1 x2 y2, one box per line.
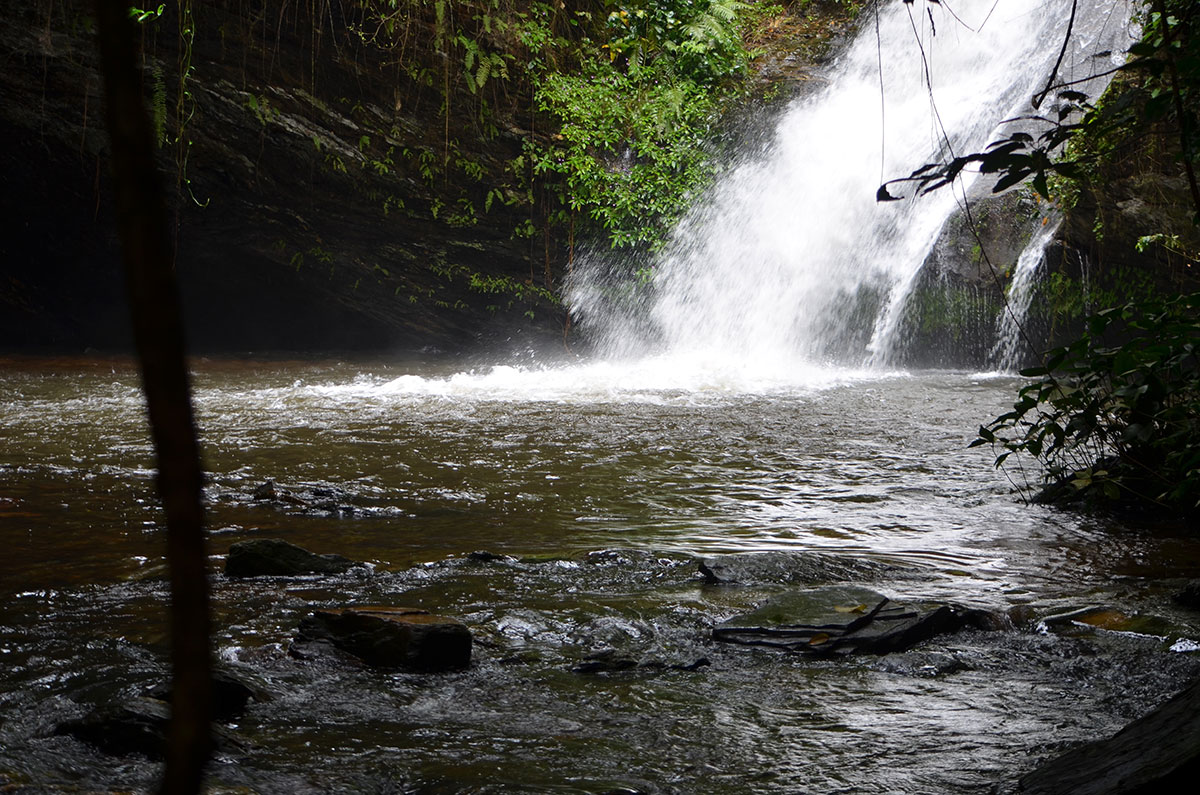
891 277 1004 367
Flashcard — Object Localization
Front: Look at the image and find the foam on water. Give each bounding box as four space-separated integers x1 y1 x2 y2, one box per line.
286 355 909 406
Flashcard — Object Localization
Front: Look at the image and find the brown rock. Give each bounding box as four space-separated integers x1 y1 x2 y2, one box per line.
296 606 471 672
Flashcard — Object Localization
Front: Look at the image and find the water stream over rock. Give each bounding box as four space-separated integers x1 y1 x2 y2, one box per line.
570 0 1133 372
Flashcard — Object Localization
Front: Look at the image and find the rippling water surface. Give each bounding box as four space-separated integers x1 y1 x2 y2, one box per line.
2 355 1199 793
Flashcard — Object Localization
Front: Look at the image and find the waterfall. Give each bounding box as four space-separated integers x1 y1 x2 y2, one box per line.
990 220 1062 371
569 0 1133 375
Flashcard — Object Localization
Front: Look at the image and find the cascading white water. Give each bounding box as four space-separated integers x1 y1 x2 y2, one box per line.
990 219 1062 371
570 0 1133 376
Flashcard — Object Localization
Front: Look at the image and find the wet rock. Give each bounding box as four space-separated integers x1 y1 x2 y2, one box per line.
466 550 510 563
224 538 357 578
54 697 242 759
698 551 893 586
147 668 272 722
572 651 639 674
571 650 710 675
713 585 1005 656
874 651 971 678
286 638 360 666
251 479 277 501
964 607 1015 632
1019 677 1200 794
54 697 172 759
1038 606 1175 638
1174 580 1200 610
1008 603 1041 629
296 606 471 671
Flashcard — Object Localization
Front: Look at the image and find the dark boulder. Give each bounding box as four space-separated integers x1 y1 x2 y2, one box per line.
1019 677 1200 794
224 538 357 578
296 606 472 672
54 697 172 759
1174 580 1200 610
251 480 277 501
54 697 242 758
713 585 1007 656
148 667 272 722
698 551 893 586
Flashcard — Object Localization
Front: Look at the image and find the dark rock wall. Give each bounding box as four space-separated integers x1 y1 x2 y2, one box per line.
9 2 1185 362
890 136 1200 370
0 1 563 355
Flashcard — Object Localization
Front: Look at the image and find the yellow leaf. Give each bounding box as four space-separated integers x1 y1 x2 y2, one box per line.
834 604 867 614
809 633 831 646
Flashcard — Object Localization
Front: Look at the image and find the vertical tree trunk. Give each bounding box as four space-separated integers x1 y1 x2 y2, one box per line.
93 3 213 792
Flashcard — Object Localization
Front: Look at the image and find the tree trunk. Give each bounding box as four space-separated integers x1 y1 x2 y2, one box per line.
93 2 213 792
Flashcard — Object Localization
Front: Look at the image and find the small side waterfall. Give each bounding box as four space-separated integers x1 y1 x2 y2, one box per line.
569 0 1132 375
990 220 1062 371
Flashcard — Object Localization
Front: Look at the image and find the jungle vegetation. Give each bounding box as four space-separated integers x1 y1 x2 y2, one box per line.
954 0 1200 516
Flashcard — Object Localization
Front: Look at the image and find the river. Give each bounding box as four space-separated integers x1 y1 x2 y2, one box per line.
2 354 1199 793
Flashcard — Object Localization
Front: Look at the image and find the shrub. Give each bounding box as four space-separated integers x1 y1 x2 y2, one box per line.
972 292 1200 514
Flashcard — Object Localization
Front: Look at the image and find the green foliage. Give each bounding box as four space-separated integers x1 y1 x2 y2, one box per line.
245 93 278 127
1130 0 1199 165
343 1 787 256
972 293 1200 514
530 56 720 247
129 4 165 24
603 0 749 85
1037 267 1161 331
524 0 762 249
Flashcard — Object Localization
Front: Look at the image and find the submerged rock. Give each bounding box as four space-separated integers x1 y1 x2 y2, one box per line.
54 696 241 759
698 551 893 586
54 697 172 759
247 481 361 515
713 585 1006 656
251 479 277 501
873 650 972 678
570 647 711 675
224 538 357 578
1038 606 1179 639
296 606 472 671
1019 677 1200 794
148 667 272 722
1174 580 1200 610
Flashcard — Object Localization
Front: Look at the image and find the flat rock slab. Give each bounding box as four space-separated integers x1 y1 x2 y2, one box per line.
297 606 471 672
699 551 893 586
714 585 1004 655
225 538 357 578
1036 606 1182 642
1020 677 1200 794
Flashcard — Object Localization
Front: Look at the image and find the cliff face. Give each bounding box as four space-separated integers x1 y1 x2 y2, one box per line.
0 1 561 356
0 1 868 357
